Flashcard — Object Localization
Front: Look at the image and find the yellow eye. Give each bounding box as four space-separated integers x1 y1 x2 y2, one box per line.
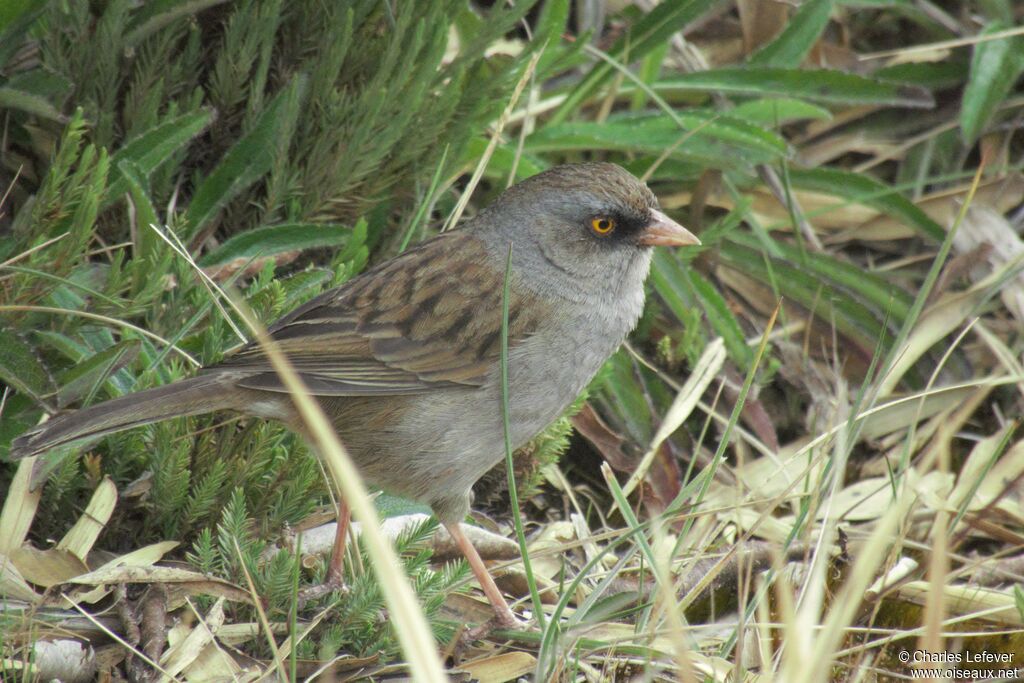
591 217 616 235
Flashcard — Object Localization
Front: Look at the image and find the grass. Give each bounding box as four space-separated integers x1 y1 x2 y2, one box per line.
3 0 1024 680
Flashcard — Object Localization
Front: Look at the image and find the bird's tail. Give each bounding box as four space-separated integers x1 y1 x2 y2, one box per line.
10 375 242 460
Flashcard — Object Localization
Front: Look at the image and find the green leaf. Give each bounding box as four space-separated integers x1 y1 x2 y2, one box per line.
717 241 892 358
534 0 574 75
198 223 355 267
787 167 945 242
748 0 833 68
730 97 832 125
652 250 753 369
597 352 655 442
117 160 161 262
535 0 569 44
56 340 141 408
874 60 968 91
727 230 914 322
0 327 54 402
527 111 788 164
960 21 1024 144
184 76 306 243
104 109 215 208
551 0 721 124
655 67 934 107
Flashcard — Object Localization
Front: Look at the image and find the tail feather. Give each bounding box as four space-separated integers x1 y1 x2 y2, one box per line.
10 375 241 459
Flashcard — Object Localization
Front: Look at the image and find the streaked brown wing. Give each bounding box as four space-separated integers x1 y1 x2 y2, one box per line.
209 232 544 395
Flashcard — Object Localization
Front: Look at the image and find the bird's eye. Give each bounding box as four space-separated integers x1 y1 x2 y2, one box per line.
590 217 616 236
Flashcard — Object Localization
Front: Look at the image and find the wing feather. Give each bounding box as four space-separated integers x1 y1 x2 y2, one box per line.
209 232 544 396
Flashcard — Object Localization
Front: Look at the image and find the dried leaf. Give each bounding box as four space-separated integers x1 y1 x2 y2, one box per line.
456 652 537 683
11 546 88 587
57 477 117 562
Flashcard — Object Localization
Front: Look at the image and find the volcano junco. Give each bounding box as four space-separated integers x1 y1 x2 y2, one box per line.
12 162 700 627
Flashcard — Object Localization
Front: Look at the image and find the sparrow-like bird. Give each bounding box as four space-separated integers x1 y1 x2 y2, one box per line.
11 162 699 628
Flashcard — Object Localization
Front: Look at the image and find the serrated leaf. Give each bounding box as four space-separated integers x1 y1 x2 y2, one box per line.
960 21 1024 144
749 0 833 68
198 223 355 267
184 76 306 243
656 67 934 107
104 109 215 208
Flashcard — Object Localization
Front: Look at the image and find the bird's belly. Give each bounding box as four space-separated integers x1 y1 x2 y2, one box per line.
322 308 634 514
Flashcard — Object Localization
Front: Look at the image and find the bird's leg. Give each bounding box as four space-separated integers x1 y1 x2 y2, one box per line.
325 501 351 587
444 521 523 631
298 501 351 604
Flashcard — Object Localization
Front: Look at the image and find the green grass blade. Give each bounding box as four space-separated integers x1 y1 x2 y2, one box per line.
748 0 834 68
198 223 354 267
960 20 1024 144
787 167 945 241
104 109 216 209
655 67 934 107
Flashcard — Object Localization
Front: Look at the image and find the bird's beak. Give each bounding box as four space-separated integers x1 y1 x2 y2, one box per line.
638 209 701 247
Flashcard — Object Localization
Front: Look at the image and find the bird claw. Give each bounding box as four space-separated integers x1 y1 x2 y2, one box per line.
297 578 350 607
462 611 529 643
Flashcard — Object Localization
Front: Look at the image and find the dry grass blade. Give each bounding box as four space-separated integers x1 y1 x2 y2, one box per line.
0 457 42 555
620 337 726 499
56 476 117 562
860 24 1024 60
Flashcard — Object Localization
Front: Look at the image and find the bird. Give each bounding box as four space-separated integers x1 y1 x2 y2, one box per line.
10 162 700 629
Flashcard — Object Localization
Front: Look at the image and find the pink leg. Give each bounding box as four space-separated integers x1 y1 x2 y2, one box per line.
298 502 350 604
326 501 351 587
444 521 521 629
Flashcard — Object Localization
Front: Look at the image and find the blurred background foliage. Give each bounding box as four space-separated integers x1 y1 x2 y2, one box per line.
2 0 1023 674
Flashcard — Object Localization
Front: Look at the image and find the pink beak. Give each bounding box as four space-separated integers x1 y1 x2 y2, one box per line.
637 209 701 247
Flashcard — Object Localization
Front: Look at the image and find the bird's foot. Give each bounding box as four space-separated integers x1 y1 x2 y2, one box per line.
297 577 350 607
462 608 529 643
